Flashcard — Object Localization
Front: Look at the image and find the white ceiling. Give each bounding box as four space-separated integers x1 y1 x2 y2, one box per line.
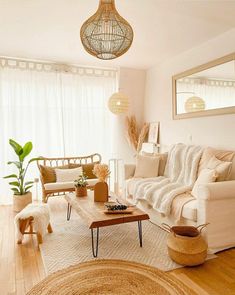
0 0 235 69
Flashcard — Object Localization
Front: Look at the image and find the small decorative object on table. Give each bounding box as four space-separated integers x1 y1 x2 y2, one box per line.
104 201 133 214
162 223 208 266
74 173 88 197
93 164 110 202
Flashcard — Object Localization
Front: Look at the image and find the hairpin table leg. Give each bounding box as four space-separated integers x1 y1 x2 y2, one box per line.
91 227 99 258
67 203 72 221
138 221 143 247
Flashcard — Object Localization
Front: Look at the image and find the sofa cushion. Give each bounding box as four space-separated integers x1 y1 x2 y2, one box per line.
44 179 98 191
39 164 69 184
69 163 99 179
198 147 235 180
207 156 232 182
134 154 160 178
142 152 168 176
55 167 83 182
126 178 142 196
192 168 217 198
181 199 197 222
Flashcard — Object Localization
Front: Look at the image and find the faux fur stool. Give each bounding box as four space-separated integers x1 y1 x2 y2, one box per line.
15 203 53 245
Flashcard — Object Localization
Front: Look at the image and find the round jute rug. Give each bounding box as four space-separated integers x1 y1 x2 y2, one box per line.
27 260 196 295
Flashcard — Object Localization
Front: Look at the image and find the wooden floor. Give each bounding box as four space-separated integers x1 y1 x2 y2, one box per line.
0 201 235 295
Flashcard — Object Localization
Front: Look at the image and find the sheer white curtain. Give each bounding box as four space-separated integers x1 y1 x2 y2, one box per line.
0 65 117 204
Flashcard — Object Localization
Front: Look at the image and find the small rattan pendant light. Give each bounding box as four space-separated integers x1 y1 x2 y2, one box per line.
80 0 134 60
185 96 206 113
108 92 129 114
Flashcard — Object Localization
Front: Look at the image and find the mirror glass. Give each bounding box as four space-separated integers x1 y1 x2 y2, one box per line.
174 56 235 118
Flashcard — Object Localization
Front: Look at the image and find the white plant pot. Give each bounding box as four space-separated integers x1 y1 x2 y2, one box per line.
13 192 32 212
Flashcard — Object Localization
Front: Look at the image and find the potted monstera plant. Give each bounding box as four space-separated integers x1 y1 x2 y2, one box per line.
4 139 41 212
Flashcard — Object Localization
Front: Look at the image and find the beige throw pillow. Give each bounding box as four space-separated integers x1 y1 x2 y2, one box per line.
141 152 168 176
192 168 217 198
207 156 232 182
55 167 83 182
39 164 69 184
198 147 235 178
134 154 160 178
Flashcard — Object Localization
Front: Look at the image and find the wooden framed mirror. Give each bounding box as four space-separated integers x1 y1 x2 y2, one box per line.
172 53 235 119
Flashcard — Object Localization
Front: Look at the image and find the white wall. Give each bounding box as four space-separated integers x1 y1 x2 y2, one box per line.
112 67 146 163
144 28 235 152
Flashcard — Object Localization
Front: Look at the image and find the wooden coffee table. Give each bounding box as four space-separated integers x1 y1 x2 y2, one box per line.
64 192 149 257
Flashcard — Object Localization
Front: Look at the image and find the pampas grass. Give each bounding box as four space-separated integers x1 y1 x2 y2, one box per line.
93 164 110 182
137 123 149 153
126 116 138 151
126 115 149 153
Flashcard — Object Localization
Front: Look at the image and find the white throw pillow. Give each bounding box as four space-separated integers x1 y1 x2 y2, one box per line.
134 154 160 178
55 167 83 182
192 168 217 198
207 155 232 182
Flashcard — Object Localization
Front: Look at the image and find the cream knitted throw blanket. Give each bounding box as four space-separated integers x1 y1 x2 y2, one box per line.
15 203 50 241
131 144 203 216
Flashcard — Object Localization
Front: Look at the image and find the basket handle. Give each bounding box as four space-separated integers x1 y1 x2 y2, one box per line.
161 223 172 233
197 223 209 233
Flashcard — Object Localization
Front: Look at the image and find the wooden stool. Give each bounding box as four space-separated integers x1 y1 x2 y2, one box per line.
17 216 53 245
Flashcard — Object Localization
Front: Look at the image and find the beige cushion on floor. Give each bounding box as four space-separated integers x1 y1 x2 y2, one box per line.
192 168 217 198
55 167 83 182
207 156 232 182
198 147 235 180
44 179 98 191
134 154 160 178
181 199 197 222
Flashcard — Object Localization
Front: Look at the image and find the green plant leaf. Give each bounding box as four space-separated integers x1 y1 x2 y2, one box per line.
7 161 21 169
25 181 34 186
28 157 42 164
9 181 20 187
9 139 23 156
19 142 33 161
3 174 18 179
25 185 33 192
11 188 20 193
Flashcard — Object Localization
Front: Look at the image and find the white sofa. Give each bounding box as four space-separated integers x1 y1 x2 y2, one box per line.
124 146 235 253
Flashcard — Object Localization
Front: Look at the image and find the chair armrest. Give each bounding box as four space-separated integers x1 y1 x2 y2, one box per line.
195 180 235 201
124 164 136 180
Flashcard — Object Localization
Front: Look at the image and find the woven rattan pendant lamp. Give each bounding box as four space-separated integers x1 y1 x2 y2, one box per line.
80 0 134 60
108 92 129 114
185 96 206 113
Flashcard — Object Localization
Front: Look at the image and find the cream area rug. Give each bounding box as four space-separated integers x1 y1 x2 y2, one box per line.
40 198 212 275
27 260 197 295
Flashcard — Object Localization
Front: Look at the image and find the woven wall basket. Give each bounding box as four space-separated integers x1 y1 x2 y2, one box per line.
163 224 208 266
